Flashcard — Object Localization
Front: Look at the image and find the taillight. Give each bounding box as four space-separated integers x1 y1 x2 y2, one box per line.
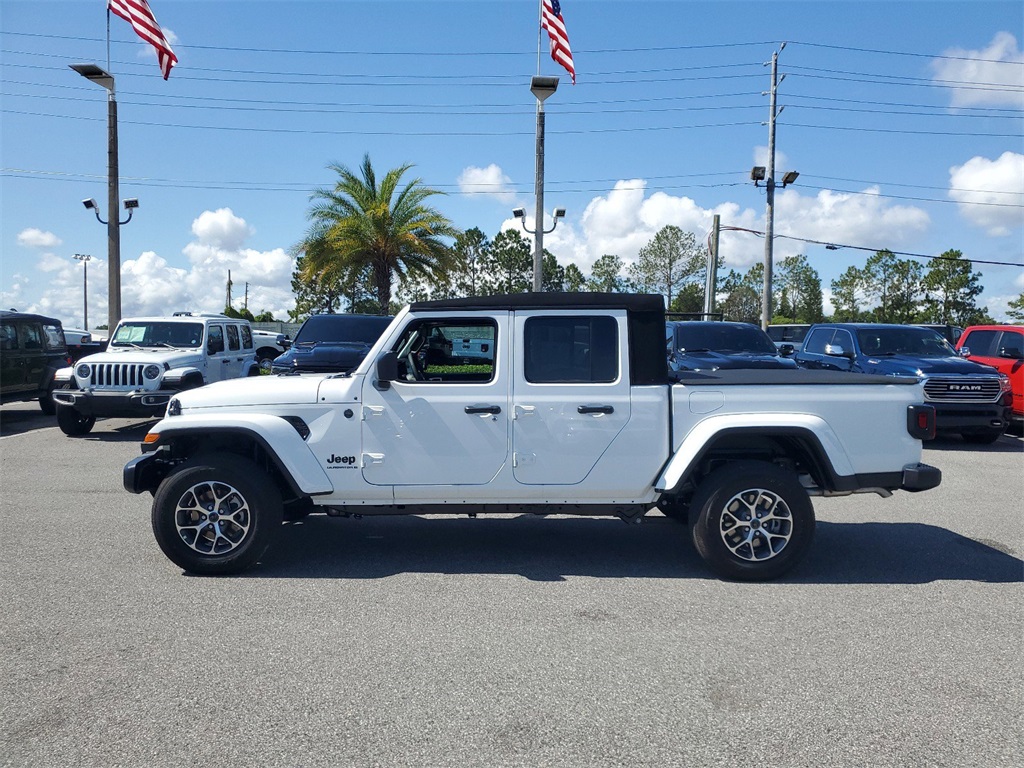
907 404 936 440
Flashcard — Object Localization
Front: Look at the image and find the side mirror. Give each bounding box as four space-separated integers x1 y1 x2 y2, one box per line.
824 343 852 359
999 346 1024 359
779 343 795 357
959 347 971 358
279 335 292 349
375 351 399 390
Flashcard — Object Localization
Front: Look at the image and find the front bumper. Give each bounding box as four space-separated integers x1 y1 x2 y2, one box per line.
53 388 173 418
931 402 1010 434
901 462 942 492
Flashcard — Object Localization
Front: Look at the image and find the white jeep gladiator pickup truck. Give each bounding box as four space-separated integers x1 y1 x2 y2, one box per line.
124 294 941 581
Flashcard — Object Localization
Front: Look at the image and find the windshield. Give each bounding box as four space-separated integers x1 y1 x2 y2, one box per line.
672 323 778 355
295 315 392 345
856 328 956 357
111 321 203 348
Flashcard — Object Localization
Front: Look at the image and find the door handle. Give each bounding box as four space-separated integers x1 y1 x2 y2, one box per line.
513 404 536 419
465 405 501 415
578 404 614 415
222 359 230 364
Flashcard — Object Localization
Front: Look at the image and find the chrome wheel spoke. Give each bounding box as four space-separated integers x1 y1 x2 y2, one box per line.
174 480 252 556
718 487 792 562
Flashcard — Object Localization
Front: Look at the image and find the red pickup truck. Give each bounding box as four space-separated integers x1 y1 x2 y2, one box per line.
957 325 1024 432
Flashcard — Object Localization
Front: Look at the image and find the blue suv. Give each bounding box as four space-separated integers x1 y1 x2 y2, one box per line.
794 323 1011 443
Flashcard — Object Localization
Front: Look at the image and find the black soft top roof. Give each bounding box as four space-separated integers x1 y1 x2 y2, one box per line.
410 292 665 314
409 292 668 385
0 309 63 326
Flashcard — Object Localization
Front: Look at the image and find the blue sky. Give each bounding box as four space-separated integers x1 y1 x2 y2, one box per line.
2 0 1022 329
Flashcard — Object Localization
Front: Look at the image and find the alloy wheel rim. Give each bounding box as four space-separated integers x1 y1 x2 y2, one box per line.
718 487 793 562
174 480 252 555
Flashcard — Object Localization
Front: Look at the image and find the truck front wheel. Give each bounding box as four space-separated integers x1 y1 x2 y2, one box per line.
151 454 283 575
56 405 95 436
690 461 814 581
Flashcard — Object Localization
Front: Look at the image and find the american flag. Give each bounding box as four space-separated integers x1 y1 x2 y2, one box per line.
540 0 575 84
107 0 178 79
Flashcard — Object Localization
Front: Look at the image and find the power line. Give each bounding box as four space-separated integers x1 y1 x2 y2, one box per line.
5 29 1020 65
721 226 1024 267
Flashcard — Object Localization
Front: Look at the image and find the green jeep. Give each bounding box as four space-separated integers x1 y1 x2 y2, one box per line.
0 310 69 415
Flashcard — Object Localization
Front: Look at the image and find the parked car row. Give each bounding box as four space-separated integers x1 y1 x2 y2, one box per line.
5 305 1020 445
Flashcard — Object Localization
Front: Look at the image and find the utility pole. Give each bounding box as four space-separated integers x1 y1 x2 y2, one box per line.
226 270 232 311
244 282 249 312
761 45 784 331
73 253 92 330
704 215 720 317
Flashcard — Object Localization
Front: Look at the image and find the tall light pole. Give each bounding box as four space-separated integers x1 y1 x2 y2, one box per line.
529 75 559 291
73 253 92 330
70 63 122 334
753 44 799 330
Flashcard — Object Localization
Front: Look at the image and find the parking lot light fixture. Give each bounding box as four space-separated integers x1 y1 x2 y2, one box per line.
73 253 92 330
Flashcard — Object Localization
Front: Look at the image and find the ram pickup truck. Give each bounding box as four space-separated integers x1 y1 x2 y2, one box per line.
124 294 941 581
794 323 1011 443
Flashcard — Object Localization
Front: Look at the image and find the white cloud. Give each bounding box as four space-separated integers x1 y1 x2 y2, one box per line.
457 164 517 204
544 180 929 279
949 152 1024 236
933 32 1024 108
191 208 254 251
753 146 790 175
17 228 61 249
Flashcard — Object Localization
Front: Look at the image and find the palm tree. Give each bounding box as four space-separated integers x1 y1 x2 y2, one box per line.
294 155 459 314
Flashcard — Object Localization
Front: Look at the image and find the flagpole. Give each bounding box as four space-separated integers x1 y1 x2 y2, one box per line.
106 7 111 71
536 0 542 74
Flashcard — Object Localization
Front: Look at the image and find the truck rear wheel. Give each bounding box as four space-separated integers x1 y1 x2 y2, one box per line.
151 454 283 575
690 461 814 581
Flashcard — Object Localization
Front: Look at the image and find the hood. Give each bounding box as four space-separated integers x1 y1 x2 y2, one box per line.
272 341 373 373
672 351 797 372
861 355 998 377
174 374 332 410
78 348 204 369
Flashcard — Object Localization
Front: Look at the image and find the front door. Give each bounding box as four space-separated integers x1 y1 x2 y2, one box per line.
511 311 631 486
360 313 510 497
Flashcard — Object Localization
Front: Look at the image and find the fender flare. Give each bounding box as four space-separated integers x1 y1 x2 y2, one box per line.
656 413 855 494
146 414 333 496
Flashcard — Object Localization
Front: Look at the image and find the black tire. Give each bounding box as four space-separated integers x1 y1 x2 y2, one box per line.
255 347 280 369
690 461 815 581
39 388 56 416
56 405 96 436
962 430 1002 445
151 454 283 575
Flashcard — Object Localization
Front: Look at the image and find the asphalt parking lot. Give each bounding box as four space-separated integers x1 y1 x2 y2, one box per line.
1 402 1021 768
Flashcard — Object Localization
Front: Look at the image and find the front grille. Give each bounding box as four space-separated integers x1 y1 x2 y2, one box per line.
82 363 148 389
923 376 1001 403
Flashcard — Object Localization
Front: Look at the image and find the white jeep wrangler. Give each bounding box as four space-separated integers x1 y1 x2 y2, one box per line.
54 312 260 436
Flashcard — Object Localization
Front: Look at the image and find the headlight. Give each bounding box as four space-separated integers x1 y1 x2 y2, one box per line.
166 398 181 416
75 363 91 379
143 364 161 380
999 373 1011 393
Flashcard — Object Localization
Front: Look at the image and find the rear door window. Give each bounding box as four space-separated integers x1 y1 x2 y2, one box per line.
523 315 618 383
226 324 240 351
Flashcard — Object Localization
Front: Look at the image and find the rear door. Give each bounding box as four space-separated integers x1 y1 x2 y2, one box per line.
204 323 229 383
511 310 631 486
